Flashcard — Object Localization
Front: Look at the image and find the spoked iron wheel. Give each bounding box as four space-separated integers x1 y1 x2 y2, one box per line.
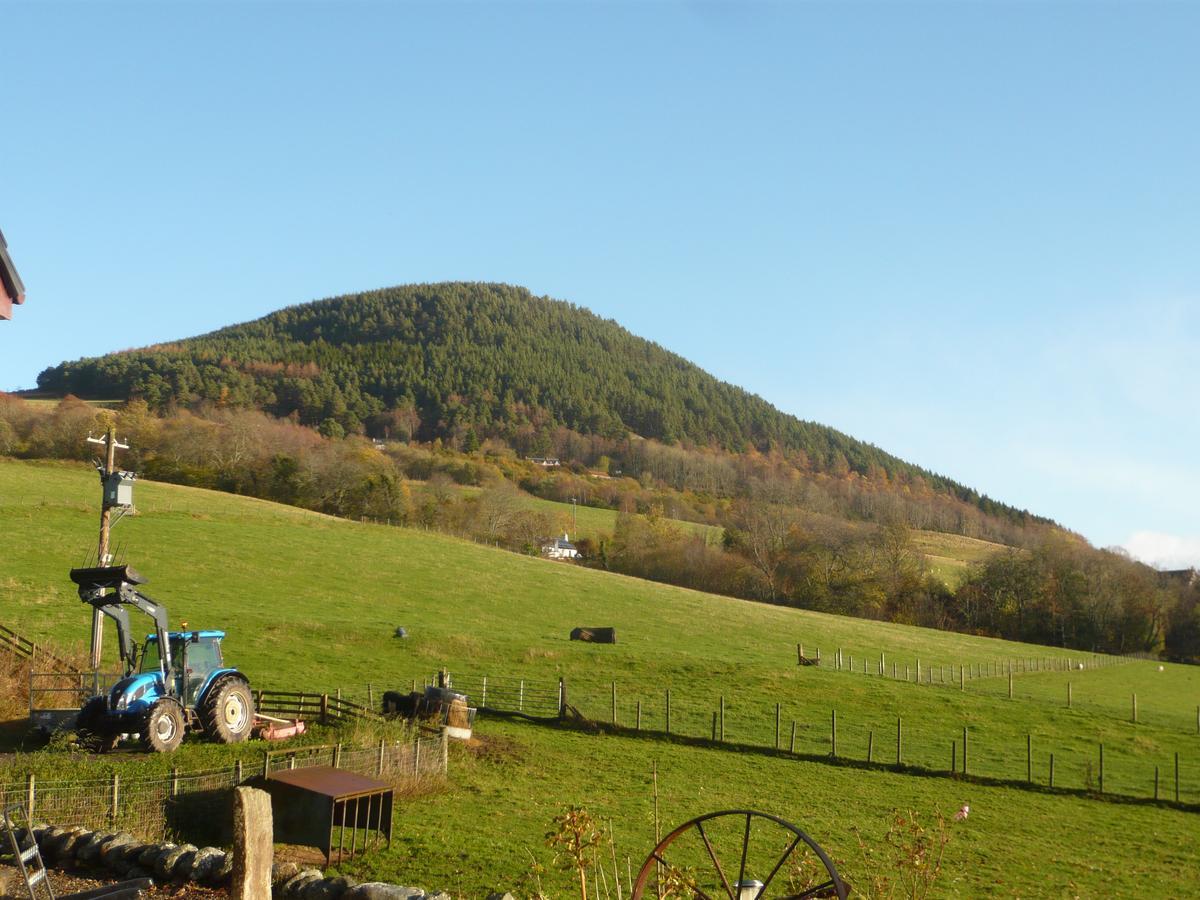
631 810 849 900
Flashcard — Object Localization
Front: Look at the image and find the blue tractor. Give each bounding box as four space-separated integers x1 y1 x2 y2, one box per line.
70 564 255 753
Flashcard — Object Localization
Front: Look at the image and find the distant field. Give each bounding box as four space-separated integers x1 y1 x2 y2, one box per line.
911 529 1008 586
11 392 123 409
1 459 1196 897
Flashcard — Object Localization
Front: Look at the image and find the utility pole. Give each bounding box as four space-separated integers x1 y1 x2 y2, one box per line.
85 425 132 670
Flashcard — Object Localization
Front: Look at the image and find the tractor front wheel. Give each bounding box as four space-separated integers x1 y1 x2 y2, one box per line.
142 699 185 753
201 678 255 744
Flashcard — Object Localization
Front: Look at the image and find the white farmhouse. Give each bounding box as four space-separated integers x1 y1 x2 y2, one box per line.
543 533 581 560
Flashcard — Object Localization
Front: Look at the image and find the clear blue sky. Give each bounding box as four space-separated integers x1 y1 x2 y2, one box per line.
3 1 1197 566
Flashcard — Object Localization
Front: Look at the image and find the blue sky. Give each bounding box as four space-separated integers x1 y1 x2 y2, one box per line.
3 1 1197 566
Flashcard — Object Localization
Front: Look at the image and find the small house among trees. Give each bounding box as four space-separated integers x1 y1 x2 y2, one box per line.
0 229 26 321
543 533 580 560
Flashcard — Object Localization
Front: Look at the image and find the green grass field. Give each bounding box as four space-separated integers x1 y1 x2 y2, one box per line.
1 459 1197 897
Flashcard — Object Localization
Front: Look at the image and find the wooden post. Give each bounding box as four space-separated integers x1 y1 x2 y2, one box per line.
333 742 343 769
960 665 965 691
905 664 910 681
1049 753 1055 788
414 737 421 775
25 772 34 821
775 703 781 750
1067 681 1072 708
916 658 921 682
1008 671 1013 700
711 710 717 741
880 652 884 675
797 643 803 665
235 759 243 783
1176 752 1180 802
962 727 968 774
789 720 796 754
892 662 897 679
481 675 488 708
111 772 119 824
951 741 956 773
867 729 874 763
830 709 837 758
1132 693 1138 724
1099 743 1104 793
1155 765 1159 801
320 693 329 725
816 647 820 664
611 681 616 724
666 689 671 734
367 682 374 709
377 738 386 776
171 767 180 797
558 678 564 718
636 700 642 731
1026 734 1032 782
719 695 725 741
896 716 903 765
519 679 525 713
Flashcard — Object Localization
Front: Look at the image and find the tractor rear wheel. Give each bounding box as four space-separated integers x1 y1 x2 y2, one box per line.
76 696 119 753
142 699 185 753
201 678 254 744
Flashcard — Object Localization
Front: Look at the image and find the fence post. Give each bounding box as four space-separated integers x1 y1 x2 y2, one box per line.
1067 682 1072 708
775 703 781 750
962 727 968 774
377 738 386 776
333 743 343 769
896 716 903 765
867 730 874 763
1099 743 1104 793
711 711 717 741
1026 734 1032 783
1155 765 1159 801
414 737 421 776
558 678 564 718
481 675 488 709
892 662 897 679
235 759 243 784
951 741 956 773
816 647 820 664
636 701 642 731
960 665 964 691
719 695 725 742
261 752 270 779
666 689 671 734
320 693 329 725
789 721 796 754
797 643 803 664
1008 671 1013 700
611 682 616 724
25 772 34 821
1049 753 1055 788
916 658 920 683
171 766 180 797
519 679 525 713
110 772 119 824
880 652 885 676
367 683 374 709
1132 693 1137 724
1176 752 1180 802
831 709 837 758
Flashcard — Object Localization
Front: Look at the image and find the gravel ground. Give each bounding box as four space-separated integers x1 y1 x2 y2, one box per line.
0 862 229 899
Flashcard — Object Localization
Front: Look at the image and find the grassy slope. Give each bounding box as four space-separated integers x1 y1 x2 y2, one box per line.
1 460 1198 896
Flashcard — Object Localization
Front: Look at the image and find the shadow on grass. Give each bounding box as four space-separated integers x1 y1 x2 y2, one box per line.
480 707 1200 815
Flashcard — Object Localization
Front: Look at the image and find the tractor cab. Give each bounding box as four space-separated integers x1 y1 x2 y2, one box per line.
140 630 228 707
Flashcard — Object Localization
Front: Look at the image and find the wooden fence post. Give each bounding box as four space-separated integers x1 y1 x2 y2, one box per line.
320 693 329 725
519 679 525 713
636 700 642 731
916 658 921 683
816 647 820 664
666 689 671 734
867 730 874 763
790 721 796 754
962 727 968 774
1026 734 1032 783
830 709 837 758
235 759 243 784
892 662 897 679
611 681 616 724
1176 752 1180 803
896 716 903 765
377 738 386 776
171 766 180 797
951 741 956 773
1099 743 1104 793
25 772 34 821
719 695 725 742
1132 693 1137 724
1049 753 1055 788
110 772 119 824
960 665 965 691
1008 671 1013 699
414 737 422 776
333 743 342 769
711 711 717 741
367 683 374 709
797 643 803 665
775 703 781 750
1067 682 1072 708
1155 766 1159 801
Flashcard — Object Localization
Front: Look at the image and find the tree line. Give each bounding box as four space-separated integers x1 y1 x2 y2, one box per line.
2 393 1194 661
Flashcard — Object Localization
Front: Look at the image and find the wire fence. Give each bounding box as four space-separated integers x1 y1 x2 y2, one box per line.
0 733 448 841
435 667 1200 809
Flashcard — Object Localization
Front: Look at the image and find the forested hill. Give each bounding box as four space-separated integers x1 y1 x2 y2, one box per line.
37 282 1044 526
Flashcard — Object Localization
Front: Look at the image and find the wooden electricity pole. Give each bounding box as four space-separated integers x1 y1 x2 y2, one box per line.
85 425 130 670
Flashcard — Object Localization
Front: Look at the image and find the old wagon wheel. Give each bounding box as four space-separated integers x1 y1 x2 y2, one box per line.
631 810 849 900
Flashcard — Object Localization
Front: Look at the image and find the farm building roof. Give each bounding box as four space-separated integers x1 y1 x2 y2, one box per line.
0 228 26 321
